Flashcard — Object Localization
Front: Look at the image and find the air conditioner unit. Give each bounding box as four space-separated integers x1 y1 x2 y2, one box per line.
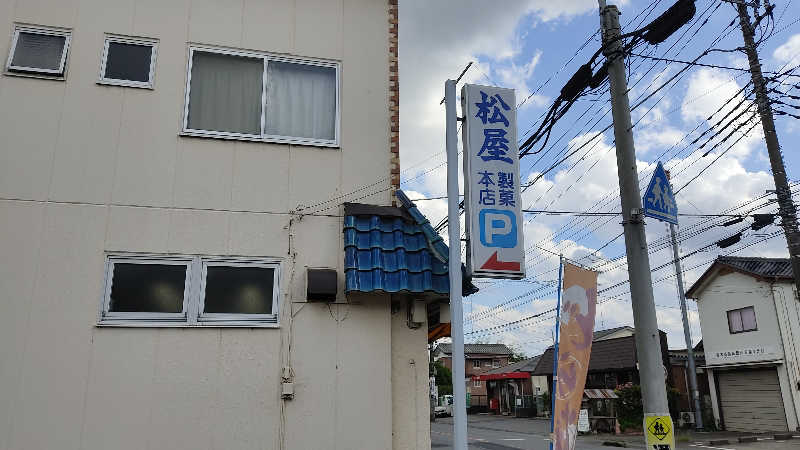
679 411 695 427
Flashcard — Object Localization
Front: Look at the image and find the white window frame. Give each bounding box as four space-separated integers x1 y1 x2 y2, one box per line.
98 253 281 327
472 360 481 369
5 24 72 77
180 44 341 148
98 34 158 89
198 257 281 325
492 359 500 368
100 254 193 323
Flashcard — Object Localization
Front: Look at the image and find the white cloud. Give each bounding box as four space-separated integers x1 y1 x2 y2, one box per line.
774 33 800 67
402 2 789 357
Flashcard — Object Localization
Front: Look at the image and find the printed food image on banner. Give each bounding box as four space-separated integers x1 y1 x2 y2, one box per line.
553 263 598 450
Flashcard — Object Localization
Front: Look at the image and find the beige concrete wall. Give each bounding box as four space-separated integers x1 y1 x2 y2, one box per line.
391 301 432 450
0 0 418 449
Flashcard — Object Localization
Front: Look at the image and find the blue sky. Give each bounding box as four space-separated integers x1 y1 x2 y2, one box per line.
398 0 800 357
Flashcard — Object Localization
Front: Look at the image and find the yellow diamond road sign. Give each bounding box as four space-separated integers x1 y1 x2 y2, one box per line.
645 415 675 450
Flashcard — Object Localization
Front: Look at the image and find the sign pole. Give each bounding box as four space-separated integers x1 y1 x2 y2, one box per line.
445 79 468 450
669 222 704 430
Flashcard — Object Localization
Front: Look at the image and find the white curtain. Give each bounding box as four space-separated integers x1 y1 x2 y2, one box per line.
188 51 263 135
266 61 336 141
12 32 66 71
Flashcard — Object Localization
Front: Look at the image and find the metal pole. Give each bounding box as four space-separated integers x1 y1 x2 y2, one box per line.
669 223 704 430
736 3 800 299
600 1 671 423
445 79 468 450
550 255 564 449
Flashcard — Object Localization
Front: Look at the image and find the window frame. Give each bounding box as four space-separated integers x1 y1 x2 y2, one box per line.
100 254 193 323
473 379 481 388
180 44 341 147
472 359 481 369
198 257 281 325
5 24 72 77
98 253 282 327
727 306 758 334
97 34 158 89
492 359 500 368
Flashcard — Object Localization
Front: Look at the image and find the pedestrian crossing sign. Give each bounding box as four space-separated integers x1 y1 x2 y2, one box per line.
645 414 674 450
643 162 678 225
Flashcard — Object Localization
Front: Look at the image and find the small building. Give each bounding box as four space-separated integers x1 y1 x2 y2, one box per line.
687 256 800 432
472 356 547 416
432 343 513 407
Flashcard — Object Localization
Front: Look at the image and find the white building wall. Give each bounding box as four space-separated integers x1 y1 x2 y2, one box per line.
0 1 417 449
695 271 800 431
696 272 784 366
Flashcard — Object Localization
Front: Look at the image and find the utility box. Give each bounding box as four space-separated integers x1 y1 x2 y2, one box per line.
306 268 337 302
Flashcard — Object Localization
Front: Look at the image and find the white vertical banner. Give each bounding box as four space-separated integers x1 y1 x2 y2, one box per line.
461 84 525 279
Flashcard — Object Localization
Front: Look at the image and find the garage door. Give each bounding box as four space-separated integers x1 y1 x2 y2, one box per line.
718 368 788 432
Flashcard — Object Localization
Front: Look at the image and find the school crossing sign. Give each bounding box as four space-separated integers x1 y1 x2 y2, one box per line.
461 84 525 280
643 162 678 225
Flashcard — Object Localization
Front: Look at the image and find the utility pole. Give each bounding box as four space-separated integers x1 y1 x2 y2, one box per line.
736 3 800 297
599 0 671 433
445 79 468 450
669 223 704 430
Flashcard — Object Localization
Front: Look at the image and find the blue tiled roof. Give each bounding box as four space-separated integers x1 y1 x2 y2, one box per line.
344 190 476 296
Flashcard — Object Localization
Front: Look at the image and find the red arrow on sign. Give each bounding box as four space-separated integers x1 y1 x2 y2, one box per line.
480 251 521 272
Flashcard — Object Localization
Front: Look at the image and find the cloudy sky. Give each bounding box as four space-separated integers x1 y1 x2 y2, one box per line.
397 0 800 357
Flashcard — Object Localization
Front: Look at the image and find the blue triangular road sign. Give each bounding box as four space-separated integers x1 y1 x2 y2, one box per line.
643 162 678 225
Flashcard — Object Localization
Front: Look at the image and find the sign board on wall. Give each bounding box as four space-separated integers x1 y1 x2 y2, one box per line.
578 409 590 432
461 84 525 279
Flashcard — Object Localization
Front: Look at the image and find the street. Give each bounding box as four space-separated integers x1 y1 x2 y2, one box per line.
431 416 800 450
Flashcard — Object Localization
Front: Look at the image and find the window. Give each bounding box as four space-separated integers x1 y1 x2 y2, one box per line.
492 359 500 368
5 25 71 77
727 306 757 333
473 379 481 388
182 46 339 147
485 360 492 367
99 35 157 88
100 254 280 326
473 360 481 369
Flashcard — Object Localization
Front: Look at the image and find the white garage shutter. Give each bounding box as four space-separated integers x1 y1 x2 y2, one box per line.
718 368 788 432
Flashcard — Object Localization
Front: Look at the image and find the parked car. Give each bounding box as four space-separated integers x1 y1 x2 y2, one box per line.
435 395 453 417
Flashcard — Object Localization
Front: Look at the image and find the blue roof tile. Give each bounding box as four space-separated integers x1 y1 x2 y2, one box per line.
343 190 477 296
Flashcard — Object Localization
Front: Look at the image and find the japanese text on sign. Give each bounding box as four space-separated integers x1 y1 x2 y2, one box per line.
461 84 525 279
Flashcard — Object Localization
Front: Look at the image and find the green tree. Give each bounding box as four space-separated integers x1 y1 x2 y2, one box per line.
433 361 453 396
508 344 527 363
615 383 643 432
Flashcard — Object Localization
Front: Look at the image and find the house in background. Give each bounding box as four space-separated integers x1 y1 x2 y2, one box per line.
532 326 670 392
668 341 711 427
687 256 800 433
433 343 513 405
0 1 447 449
471 355 547 416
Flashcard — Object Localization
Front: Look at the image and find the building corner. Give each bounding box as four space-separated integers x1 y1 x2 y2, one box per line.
389 0 400 206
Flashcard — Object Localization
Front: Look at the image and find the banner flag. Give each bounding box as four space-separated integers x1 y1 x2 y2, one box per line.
552 263 598 450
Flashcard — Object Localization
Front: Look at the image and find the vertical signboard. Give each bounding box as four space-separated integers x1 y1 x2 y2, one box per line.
553 263 597 450
461 84 525 279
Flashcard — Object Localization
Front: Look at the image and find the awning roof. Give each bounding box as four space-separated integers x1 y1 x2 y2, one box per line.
472 372 529 381
584 389 618 399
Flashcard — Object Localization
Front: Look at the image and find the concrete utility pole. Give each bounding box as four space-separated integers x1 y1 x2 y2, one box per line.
736 3 800 298
445 79 468 450
669 223 704 429
599 0 671 425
